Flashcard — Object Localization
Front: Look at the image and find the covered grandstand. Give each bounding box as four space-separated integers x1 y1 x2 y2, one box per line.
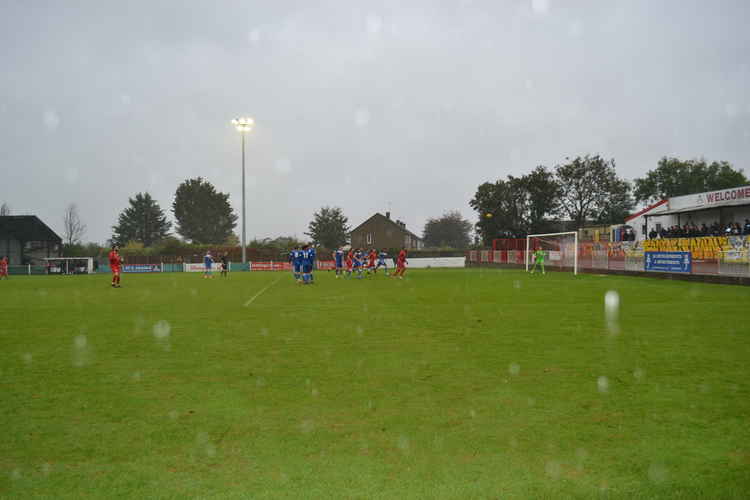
0 215 62 267
627 185 750 240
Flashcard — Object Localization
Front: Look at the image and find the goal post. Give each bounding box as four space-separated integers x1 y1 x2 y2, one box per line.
525 231 579 275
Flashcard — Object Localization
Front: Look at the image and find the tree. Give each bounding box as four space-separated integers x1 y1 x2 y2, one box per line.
62 203 86 245
224 233 240 246
555 155 633 229
594 177 634 225
111 192 171 247
634 157 749 203
0 202 10 216
306 206 349 249
266 236 306 250
63 242 104 258
469 168 561 245
470 178 528 245
523 166 561 233
422 211 472 248
172 177 238 244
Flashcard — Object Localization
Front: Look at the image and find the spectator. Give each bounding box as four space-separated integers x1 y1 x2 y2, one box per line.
651 220 750 238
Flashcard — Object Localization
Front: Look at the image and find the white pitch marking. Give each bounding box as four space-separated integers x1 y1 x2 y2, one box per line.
243 276 282 307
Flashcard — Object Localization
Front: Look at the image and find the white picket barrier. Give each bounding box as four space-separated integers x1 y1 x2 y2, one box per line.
406 257 466 268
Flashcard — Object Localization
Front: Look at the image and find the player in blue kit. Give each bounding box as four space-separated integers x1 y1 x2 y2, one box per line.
290 246 303 282
203 251 214 279
301 244 316 284
352 248 364 279
333 247 344 278
375 249 389 275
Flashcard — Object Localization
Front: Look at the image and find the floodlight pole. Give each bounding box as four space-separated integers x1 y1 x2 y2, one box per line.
241 130 246 265
232 117 254 265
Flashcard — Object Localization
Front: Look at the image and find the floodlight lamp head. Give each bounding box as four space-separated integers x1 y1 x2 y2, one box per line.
232 117 254 132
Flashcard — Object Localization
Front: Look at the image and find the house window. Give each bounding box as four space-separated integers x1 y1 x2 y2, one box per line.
366 232 373 245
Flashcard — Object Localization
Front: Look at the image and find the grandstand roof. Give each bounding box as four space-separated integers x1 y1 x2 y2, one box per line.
644 199 750 217
0 216 62 243
625 199 668 222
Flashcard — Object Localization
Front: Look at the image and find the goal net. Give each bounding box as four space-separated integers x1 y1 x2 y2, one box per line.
525 232 579 275
43 257 94 274
718 249 750 277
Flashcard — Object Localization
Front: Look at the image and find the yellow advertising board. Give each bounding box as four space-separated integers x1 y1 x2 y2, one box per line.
642 236 749 260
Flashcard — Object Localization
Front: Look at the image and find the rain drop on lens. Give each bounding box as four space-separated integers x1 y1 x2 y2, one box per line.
545 460 561 479
604 290 620 335
153 320 171 339
648 463 668 483
597 376 609 393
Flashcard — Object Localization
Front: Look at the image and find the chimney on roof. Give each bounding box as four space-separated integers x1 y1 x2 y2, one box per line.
385 211 391 220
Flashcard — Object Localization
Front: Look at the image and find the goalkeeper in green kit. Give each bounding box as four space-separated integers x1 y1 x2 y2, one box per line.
530 246 546 274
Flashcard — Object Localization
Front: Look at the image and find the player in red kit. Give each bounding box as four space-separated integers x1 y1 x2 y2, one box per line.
0 256 8 280
345 249 353 278
393 247 408 279
108 245 123 287
366 249 377 274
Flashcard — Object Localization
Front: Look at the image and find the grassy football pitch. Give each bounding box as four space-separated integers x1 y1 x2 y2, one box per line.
1 268 749 498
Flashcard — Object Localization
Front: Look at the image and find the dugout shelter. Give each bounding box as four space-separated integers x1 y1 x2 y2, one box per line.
0 215 62 265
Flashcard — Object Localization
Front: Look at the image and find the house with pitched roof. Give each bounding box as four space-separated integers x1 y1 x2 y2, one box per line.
349 212 423 250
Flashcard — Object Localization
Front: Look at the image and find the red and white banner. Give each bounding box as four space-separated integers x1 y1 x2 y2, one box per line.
248 261 336 271
250 262 292 271
184 263 217 272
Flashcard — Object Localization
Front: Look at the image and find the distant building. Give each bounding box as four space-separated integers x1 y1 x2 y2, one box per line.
350 212 424 250
578 225 613 242
0 216 62 265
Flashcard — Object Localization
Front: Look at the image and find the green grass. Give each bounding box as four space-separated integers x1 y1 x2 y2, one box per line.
1 268 749 499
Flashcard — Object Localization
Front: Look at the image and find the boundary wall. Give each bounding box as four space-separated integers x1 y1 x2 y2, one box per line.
9 257 465 275
467 235 750 285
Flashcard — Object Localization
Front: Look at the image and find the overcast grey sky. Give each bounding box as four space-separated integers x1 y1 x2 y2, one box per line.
2 0 749 243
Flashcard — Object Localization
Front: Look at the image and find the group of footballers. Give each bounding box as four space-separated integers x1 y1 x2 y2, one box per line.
202 251 230 279
332 247 408 279
288 245 317 284
286 245 409 283
105 243 410 288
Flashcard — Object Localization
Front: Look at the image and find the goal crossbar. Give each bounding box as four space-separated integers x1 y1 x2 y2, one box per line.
525 231 578 275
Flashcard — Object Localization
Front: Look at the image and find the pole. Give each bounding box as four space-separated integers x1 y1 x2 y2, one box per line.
241 132 246 264
525 236 530 272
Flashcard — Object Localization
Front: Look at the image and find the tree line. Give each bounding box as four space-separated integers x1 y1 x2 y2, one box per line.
8 154 744 257
111 177 237 247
